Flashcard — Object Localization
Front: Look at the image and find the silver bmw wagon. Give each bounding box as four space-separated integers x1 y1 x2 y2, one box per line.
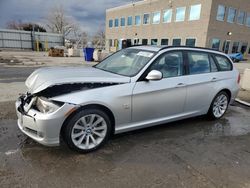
16 46 240 152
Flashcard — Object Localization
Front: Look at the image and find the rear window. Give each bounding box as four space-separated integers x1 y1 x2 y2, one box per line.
214 55 232 71
188 52 210 75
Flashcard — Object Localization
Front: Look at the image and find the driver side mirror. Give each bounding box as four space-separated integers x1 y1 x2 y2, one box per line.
145 70 163 81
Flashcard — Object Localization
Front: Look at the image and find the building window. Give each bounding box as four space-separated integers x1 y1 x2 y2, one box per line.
127 16 133 26
127 39 132 47
211 38 221 50
216 5 226 21
120 17 125 26
186 38 196 47
232 42 240 53
151 39 158 45
152 12 161 24
237 11 245 25
176 7 186 22
134 39 139 45
189 4 201 21
246 13 250 27
173 38 181 46
114 18 119 27
161 39 169 45
240 42 248 54
227 7 237 23
135 15 141 25
142 39 148 45
109 20 113 28
143 13 150 24
109 39 113 47
163 9 172 23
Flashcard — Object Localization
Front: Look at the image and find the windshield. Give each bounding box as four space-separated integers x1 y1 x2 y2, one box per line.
95 48 155 77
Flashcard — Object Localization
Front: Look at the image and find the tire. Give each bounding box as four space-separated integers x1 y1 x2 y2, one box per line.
63 108 112 153
207 91 229 120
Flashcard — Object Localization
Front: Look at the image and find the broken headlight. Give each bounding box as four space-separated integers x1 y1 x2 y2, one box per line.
36 97 63 114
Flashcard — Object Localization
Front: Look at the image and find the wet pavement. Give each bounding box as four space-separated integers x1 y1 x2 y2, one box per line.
0 100 250 188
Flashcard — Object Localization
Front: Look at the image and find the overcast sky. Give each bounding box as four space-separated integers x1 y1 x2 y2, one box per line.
0 0 134 33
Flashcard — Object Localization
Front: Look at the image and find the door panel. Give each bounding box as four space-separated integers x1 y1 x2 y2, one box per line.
184 73 217 113
132 77 187 123
132 50 187 123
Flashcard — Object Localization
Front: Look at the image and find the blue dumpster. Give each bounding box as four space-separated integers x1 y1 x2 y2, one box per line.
84 48 95 61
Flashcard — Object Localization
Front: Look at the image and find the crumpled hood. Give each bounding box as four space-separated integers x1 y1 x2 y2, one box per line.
25 66 130 94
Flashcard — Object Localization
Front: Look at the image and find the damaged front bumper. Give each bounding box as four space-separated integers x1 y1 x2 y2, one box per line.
15 94 76 146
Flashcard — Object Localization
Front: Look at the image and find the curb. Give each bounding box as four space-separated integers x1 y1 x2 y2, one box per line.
235 98 250 107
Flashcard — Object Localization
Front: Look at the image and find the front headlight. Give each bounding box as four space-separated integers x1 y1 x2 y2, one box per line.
36 97 63 114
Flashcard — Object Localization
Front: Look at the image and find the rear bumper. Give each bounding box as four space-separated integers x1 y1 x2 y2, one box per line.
15 100 75 147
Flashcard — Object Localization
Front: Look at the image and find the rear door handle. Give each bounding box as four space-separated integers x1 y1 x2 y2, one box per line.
211 77 218 82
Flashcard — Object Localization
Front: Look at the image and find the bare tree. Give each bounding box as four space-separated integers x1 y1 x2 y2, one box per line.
92 27 105 49
71 24 89 48
45 6 73 36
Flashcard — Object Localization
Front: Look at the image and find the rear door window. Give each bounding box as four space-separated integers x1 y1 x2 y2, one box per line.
188 51 210 75
214 55 232 71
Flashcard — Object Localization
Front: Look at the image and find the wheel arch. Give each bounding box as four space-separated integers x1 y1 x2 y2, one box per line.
218 88 232 102
60 104 116 142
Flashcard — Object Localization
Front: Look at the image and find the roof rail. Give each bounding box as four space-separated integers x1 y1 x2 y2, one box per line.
159 45 222 53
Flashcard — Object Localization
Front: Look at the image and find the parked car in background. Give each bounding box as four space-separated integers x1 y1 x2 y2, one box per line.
228 53 244 62
16 46 240 153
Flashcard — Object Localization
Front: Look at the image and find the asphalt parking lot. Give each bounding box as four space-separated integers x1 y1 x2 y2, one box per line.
1 51 250 188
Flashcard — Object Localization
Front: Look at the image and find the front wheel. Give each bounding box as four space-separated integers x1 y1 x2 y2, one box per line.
207 91 229 120
63 108 112 153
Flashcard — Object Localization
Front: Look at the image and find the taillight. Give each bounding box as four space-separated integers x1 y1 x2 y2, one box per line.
237 74 241 84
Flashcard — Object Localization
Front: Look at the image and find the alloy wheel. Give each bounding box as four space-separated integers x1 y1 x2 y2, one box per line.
71 114 107 150
212 94 228 118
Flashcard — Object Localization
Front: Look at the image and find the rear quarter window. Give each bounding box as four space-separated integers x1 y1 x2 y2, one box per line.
214 55 233 71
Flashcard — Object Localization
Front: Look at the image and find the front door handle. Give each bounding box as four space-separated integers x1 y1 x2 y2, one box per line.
175 83 186 88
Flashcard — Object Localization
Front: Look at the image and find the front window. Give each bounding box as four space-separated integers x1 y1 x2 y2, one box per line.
227 7 237 23
120 17 125 26
150 51 184 78
176 7 186 22
114 18 119 27
216 5 226 21
127 16 133 26
189 4 201 21
95 49 155 77
211 38 221 50
186 38 196 47
237 11 245 24
152 12 161 24
143 13 150 24
135 15 141 25
163 9 172 23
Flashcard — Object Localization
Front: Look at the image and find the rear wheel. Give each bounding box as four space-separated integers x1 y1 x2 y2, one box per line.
63 108 111 153
208 91 229 120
